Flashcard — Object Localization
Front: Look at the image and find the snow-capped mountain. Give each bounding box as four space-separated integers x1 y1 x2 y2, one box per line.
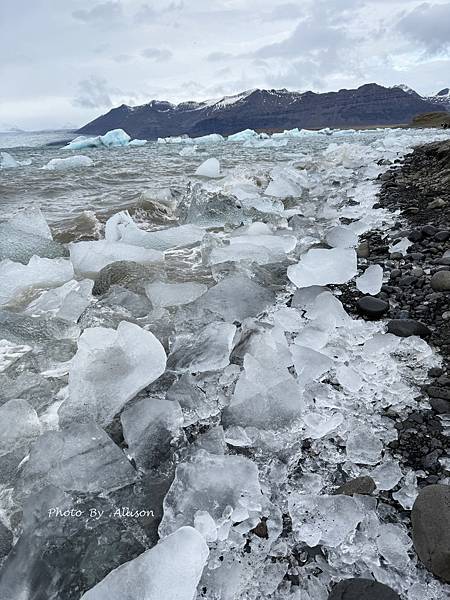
78 83 443 139
426 88 450 109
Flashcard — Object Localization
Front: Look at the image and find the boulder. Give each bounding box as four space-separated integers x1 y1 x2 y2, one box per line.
411 484 450 582
387 319 431 338
431 270 450 292
328 578 400 600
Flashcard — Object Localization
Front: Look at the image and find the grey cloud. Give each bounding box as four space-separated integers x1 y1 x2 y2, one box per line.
397 2 450 54
72 1 123 23
134 1 184 22
206 51 233 62
73 76 117 109
269 3 305 20
141 47 173 61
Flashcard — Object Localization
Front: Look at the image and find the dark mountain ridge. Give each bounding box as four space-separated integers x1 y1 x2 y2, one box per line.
77 83 446 140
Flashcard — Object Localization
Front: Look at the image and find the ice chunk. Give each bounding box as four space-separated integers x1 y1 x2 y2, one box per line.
18 421 135 497
0 256 74 306
336 365 363 392
265 166 307 198
64 129 131 150
105 212 205 251
145 281 207 308
43 156 94 170
80 527 209 600
180 145 197 156
194 133 224 144
325 226 358 248
69 240 163 277
227 129 259 142
371 460 403 490
58 321 167 427
181 275 275 324
289 494 365 547
389 237 412 256
121 397 183 471
8 207 52 240
346 426 383 465
223 353 303 430
0 339 32 372
159 451 265 539
0 399 41 456
168 322 236 373
195 157 221 178
303 412 344 439
208 243 273 266
230 233 296 254
128 138 147 146
25 279 93 321
291 344 334 386
356 264 383 295
63 135 103 150
288 248 357 288
0 151 20 168
392 471 418 509
376 523 412 567
291 285 330 309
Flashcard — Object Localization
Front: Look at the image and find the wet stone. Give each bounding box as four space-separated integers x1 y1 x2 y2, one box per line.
334 476 376 497
387 319 432 338
356 296 389 319
328 578 400 600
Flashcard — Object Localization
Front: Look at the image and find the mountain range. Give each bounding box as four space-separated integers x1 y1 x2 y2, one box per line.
77 83 450 140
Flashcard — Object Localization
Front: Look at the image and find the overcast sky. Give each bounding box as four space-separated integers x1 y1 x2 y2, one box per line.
1 0 449 130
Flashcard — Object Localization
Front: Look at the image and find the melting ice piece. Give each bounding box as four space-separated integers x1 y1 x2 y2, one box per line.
183 275 275 323
223 353 303 430
336 365 363 392
180 145 197 156
389 237 412 256
325 226 358 248
287 248 357 288
7 207 52 240
64 129 131 150
346 426 383 465
303 412 344 439
80 527 209 600
0 339 32 372
230 233 297 254
291 285 330 309
128 138 147 146
121 397 183 471
58 321 167 427
69 240 163 277
19 421 135 497
227 129 259 142
167 322 236 373
0 399 41 456
0 256 74 306
376 523 412 568
356 264 383 295
289 494 365 547
392 471 418 509
43 156 93 170
25 279 93 321
195 157 221 178
145 281 207 307
265 166 307 198
0 151 20 168
371 460 403 491
105 211 205 251
291 344 334 386
159 451 265 539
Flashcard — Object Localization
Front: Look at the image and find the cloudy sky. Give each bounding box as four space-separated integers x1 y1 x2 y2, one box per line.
1 0 449 130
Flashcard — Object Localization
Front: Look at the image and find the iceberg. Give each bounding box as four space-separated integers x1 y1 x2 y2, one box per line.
59 321 167 427
1 151 20 168
128 138 147 146
69 239 163 277
0 256 74 306
80 527 209 600
356 264 383 295
194 133 224 143
63 129 131 150
43 156 93 170
227 129 260 142
195 157 221 178
287 248 357 288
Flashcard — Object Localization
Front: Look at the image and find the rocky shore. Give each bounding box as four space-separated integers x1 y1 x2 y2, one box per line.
339 139 450 587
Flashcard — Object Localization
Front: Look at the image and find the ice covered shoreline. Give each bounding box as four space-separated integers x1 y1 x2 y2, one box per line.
0 128 449 599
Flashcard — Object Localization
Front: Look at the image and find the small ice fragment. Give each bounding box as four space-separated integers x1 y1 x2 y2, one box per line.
336 365 363 392
389 237 412 256
289 494 365 547
356 264 383 295
0 151 20 168
325 226 358 248
0 339 32 372
80 527 209 600
392 471 418 509
227 129 259 142
195 157 221 178
346 426 382 465
291 344 334 386
145 281 207 308
43 156 93 171
303 412 344 439
287 248 357 288
25 279 93 321
128 138 147 146
371 460 403 490
194 511 218 542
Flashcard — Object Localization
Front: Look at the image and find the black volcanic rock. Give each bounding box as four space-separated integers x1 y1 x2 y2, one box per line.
357 296 389 319
77 84 440 140
328 578 400 600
